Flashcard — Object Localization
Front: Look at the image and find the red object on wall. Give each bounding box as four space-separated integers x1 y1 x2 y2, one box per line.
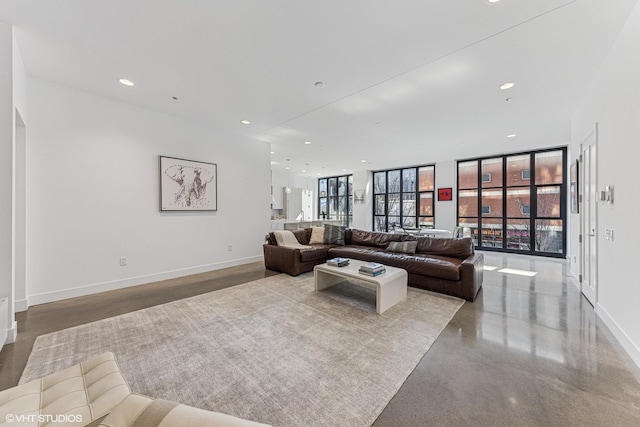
438 187 452 201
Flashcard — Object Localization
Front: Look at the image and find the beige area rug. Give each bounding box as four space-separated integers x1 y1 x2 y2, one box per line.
21 273 463 427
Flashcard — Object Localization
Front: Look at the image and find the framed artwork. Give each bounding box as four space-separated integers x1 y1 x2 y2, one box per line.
160 156 217 211
570 160 579 214
438 187 453 201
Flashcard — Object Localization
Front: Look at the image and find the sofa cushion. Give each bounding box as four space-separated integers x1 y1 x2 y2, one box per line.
324 224 346 245
386 241 418 254
267 229 309 246
299 247 330 262
309 226 325 244
415 236 474 259
292 229 310 245
327 246 461 281
349 229 403 248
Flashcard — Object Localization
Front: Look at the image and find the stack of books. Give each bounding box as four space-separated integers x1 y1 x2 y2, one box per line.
327 257 350 267
359 262 386 276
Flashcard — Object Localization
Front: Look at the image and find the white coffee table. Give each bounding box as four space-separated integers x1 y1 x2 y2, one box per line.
314 259 408 314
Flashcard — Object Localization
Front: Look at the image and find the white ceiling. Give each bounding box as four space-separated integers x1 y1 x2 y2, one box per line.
1 0 637 178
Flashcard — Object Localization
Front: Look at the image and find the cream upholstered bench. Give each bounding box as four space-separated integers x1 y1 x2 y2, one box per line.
0 352 131 426
97 394 271 427
0 352 272 427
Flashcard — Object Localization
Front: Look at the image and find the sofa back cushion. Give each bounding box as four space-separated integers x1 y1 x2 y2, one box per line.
386 240 418 254
267 229 309 246
324 224 346 245
309 226 325 244
415 236 474 259
348 229 404 248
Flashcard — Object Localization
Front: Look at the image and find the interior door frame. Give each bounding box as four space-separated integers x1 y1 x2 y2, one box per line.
580 124 597 306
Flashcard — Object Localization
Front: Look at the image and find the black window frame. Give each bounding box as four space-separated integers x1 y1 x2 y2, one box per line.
317 174 352 227
372 164 435 232
457 147 567 258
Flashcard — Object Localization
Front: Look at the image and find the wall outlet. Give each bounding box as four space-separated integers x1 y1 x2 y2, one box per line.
227 245 233 252
119 257 127 266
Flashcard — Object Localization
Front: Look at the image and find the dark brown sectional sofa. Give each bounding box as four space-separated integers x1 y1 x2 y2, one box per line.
263 228 484 301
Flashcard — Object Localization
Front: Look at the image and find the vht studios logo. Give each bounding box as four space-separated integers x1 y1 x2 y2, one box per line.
5 414 83 423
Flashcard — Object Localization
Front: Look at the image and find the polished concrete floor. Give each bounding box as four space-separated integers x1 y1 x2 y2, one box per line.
374 252 640 426
1 254 640 426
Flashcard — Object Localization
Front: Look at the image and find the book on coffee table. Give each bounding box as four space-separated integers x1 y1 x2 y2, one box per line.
359 267 386 277
327 257 350 267
359 262 386 276
359 262 384 271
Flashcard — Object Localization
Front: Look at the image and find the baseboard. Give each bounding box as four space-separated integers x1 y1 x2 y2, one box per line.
567 271 580 292
26 256 263 307
6 320 17 344
15 298 28 312
596 302 640 370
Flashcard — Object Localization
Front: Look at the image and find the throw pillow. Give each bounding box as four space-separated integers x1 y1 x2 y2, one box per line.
386 240 418 254
324 224 346 245
309 226 325 244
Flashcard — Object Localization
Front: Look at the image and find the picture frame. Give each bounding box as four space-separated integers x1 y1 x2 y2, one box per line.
570 159 579 214
438 187 453 201
160 156 217 211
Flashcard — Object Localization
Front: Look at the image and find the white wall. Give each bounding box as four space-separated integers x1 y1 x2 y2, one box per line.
11 30 27 122
12 28 28 319
25 78 271 305
349 164 456 232
571 0 640 366
351 170 372 230
0 24 28 344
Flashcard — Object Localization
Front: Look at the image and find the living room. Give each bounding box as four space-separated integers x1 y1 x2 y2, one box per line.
1 1 640 425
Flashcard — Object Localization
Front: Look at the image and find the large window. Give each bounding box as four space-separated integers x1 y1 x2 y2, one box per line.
457 148 566 257
317 175 352 226
373 165 435 232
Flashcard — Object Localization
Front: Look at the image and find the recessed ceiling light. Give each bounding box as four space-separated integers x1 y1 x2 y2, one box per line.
361 160 367 163
343 169 347 172
304 141 311 145
118 78 134 86
285 166 290 170
270 151 275 154
314 81 325 88
500 82 515 90
488 0 500 3
240 119 251 125
507 134 517 138
302 169 307 173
